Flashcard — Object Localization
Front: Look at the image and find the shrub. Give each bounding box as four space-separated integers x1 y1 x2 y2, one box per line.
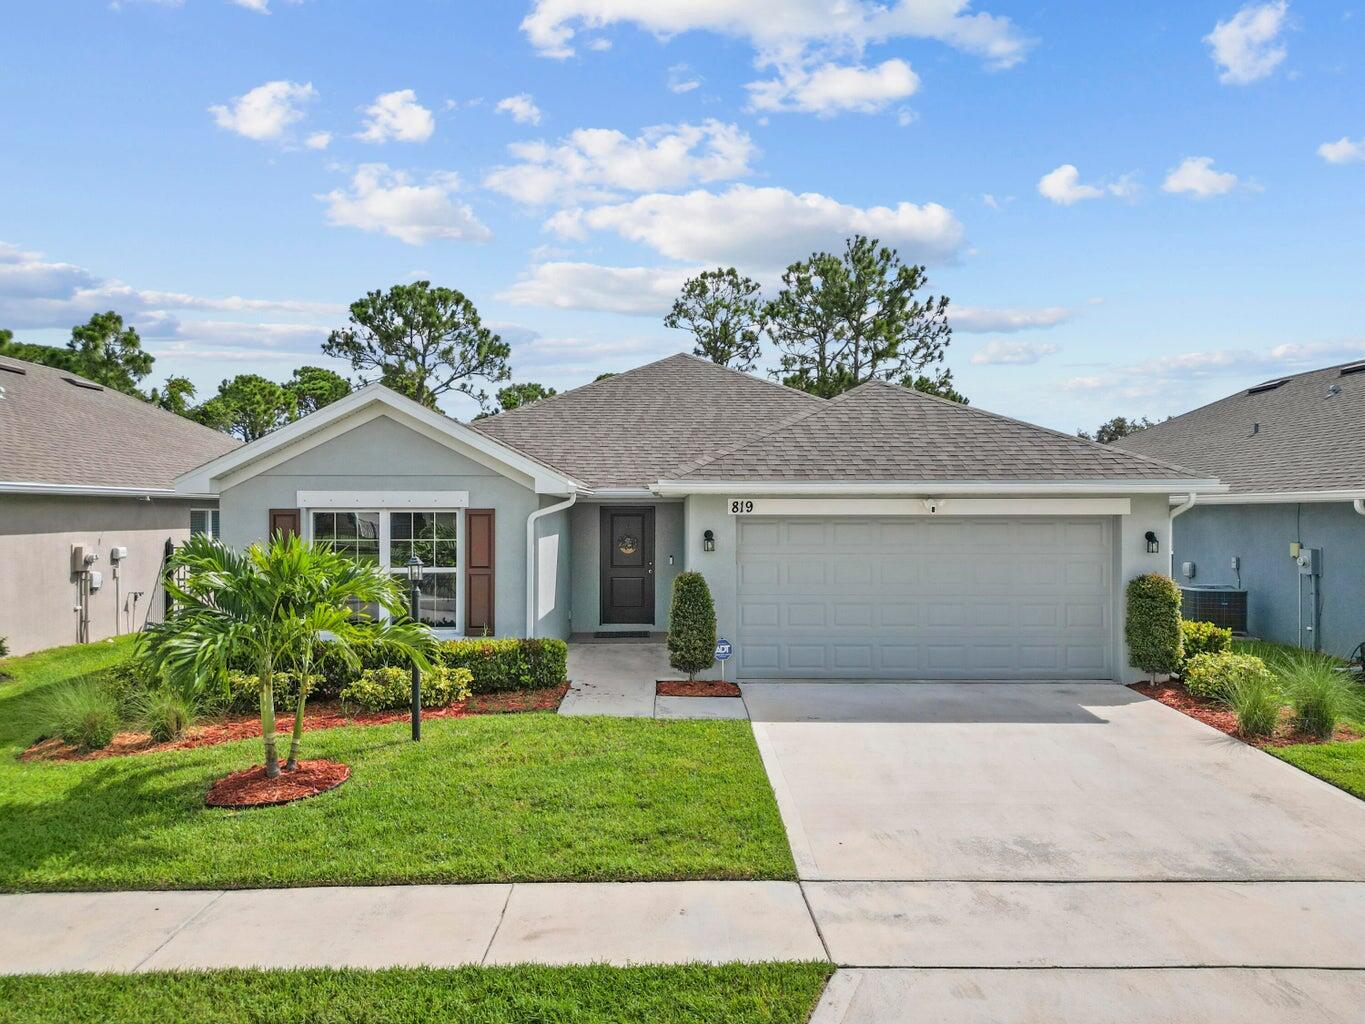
668 571 716 682
1282 654 1361 740
340 665 472 711
1184 651 1273 702
1223 670 1282 738
131 686 199 743
0 635 8 658
438 638 568 694
1125 574 1182 678
35 679 121 751
1180 620 1231 671
223 671 317 715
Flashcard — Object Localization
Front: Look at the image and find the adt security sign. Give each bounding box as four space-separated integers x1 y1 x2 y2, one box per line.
714 638 732 682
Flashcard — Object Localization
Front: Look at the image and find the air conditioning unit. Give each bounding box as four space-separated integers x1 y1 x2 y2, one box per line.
1180 585 1248 634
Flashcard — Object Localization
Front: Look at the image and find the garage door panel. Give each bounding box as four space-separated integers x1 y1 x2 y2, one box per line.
736 515 1113 680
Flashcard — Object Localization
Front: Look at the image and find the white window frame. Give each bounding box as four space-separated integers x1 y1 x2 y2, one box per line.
190 508 220 538
303 506 465 638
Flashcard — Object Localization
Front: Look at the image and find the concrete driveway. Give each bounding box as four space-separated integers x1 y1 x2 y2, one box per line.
745 681 1365 1022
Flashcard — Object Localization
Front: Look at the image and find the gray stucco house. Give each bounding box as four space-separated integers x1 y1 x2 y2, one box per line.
0 355 239 655
1116 361 1365 658
177 353 1223 682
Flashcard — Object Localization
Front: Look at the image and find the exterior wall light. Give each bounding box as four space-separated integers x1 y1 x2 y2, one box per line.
1144 531 1159 554
703 529 716 553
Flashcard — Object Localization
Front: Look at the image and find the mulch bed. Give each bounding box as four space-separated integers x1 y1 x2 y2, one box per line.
205 759 350 808
657 680 742 697
1130 681 1363 748
22 683 570 764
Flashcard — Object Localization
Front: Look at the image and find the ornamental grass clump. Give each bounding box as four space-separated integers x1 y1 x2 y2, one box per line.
130 685 199 743
35 679 121 752
1223 671 1282 739
1282 653 1361 740
668 571 716 683
1124 574 1182 679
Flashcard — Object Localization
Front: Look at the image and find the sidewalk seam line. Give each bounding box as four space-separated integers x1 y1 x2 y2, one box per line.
130 890 227 972
480 884 515 965
798 880 835 965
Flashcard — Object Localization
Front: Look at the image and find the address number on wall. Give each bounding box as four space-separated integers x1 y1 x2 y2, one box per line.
728 500 756 515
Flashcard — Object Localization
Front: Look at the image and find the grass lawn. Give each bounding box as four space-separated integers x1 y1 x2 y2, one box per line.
1231 637 1365 800
0 642 795 891
0 963 834 1024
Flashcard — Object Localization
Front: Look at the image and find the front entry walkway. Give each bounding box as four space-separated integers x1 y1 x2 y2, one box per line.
560 642 747 720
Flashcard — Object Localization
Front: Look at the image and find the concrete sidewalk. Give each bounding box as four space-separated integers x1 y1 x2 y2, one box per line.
560 642 747 719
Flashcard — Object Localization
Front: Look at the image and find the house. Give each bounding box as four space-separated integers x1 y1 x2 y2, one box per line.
176 353 1223 681
1115 361 1365 657
0 356 239 655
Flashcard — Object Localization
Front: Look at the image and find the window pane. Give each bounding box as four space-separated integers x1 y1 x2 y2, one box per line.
411 511 435 541
313 512 335 540
434 512 459 568
211 510 221 538
335 512 357 539
390 540 413 567
393 572 458 628
358 512 380 541
355 540 380 565
190 510 208 536
390 512 412 541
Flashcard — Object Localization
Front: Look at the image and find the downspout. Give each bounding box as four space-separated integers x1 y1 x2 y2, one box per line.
1354 498 1365 517
1168 493 1197 578
526 493 578 638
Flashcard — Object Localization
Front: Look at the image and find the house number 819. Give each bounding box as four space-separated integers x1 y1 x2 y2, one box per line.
729 500 755 514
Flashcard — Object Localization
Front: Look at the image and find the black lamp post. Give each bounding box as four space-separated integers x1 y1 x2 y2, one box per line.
407 554 423 741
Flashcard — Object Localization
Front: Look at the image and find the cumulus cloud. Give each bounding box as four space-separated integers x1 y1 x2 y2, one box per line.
484 121 757 205
1205 1 1289 85
1162 156 1241 197
951 305 1072 333
496 93 543 125
356 89 435 144
319 165 490 245
304 131 332 150
1036 164 1137 205
747 58 919 115
546 184 965 268
970 339 1060 365
1318 136 1365 164
667 63 702 93
209 80 316 142
497 262 696 315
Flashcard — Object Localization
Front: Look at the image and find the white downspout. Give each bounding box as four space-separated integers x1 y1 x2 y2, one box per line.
1354 498 1365 516
1168 493 1197 577
526 493 578 638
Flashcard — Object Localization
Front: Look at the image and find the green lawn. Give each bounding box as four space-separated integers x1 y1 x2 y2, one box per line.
0 642 795 891
0 964 833 1024
1231 637 1365 799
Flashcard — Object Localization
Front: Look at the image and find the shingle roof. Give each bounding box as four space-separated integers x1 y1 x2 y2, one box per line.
0 356 239 490
669 378 1200 482
1113 361 1365 494
471 353 823 488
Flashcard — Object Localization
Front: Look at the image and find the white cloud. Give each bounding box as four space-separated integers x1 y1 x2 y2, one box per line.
970 339 1060 365
1205 1 1289 85
952 305 1072 333
1162 156 1241 198
667 63 702 93
209 80 316 142
484 120 757 205
230 0 271 11
747 58 919 115
1036 164 1137 205
496 93 543 125
304 131 332 150
319 165 490 245
1318 136 1365 164
547 184 965 268
497 262 695 315
356 89 435 144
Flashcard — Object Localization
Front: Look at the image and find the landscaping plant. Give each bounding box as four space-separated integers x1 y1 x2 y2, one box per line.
1179 620 1231 672
1124 573 1182 678
130 685 198 743
1183 651 1273 702
1222 670 1282 739
1282 652 1361 740
33 678 121 752
142 532 431 778
342 665 473 711
438 637 568 693
668 571 716 683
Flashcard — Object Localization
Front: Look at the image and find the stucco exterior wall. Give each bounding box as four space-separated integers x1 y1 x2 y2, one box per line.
532 504 572 640
1117 493 1178 682
0 493 203 655
1173 501 1365 657
568 501 684 634
217 415 541 637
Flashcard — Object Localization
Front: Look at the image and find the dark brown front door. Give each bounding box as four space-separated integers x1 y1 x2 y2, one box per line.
600 506 655 625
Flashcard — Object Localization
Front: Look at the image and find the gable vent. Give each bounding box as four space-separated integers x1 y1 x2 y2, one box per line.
1340 361 1365 377
62 376 104 391
1246 378 1287 395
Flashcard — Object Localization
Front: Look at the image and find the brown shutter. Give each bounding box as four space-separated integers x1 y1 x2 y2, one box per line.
465 509 495 635
269 508 301 540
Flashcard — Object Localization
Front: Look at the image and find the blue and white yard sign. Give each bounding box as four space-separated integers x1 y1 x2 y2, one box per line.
714 638 732 661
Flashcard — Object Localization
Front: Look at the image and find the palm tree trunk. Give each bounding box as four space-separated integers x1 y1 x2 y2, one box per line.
284 661 310 771
260 665 279 779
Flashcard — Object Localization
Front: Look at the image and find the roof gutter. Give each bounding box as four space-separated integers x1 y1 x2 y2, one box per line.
526 492 577 638
1192 489 1365 505
0 481 215 500
1170 493 1197 519
652 479 1227 498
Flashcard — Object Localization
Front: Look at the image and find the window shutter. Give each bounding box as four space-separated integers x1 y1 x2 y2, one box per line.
269 508 301 540
465 509 495 635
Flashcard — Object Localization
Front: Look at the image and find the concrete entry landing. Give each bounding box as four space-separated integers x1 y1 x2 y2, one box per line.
560 642 747 720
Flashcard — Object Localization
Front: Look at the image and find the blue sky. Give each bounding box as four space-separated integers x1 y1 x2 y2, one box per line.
2 1 1362 430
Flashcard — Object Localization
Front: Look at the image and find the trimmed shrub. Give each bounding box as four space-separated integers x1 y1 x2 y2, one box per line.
1125 574 1182 677
36 680 121 751
1282 653 1360 740
437 638 568 694
668 571 716 682
0 635 8 658
223 671 318 715
1184 651 1274 702
1224 670 1282 738
341 665 473 711
1180 620 1231 672
131 686 199 743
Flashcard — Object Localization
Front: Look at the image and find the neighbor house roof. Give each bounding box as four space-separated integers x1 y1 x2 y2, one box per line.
665 378 1204 485
0 356 239 493
1114 361 1365 495
472 353 824 489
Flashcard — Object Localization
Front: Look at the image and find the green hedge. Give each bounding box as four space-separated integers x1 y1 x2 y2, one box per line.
1125 573 1183 677
341 665 474 711
437 638 569 694
1180 620 1231 672
1184 651 1274 701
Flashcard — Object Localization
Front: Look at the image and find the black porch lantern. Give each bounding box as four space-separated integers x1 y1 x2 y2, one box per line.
407 554 423 741
702 529 716 553
1144 531 1160 554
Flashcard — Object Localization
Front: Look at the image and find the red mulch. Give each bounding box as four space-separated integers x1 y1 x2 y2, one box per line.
205 759 350 808
22 683 570 764
1129 682 1363 748
656 680 742 697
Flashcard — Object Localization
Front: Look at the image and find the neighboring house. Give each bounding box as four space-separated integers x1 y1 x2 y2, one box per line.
1115 361 1365 657
0 356 240 655
177 354 1221 682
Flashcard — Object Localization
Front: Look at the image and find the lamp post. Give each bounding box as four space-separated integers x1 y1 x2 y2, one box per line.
407 554 423 741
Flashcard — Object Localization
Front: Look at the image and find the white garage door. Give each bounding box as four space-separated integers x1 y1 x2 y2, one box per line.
735 516 1114 680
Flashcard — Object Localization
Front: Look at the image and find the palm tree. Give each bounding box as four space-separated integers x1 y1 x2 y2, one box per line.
144 532 431 778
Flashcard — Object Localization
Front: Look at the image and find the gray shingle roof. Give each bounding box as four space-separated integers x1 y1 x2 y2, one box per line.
471 353 823 488
670 378 1200 482
0 356 239 490
1113 361 1365 494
